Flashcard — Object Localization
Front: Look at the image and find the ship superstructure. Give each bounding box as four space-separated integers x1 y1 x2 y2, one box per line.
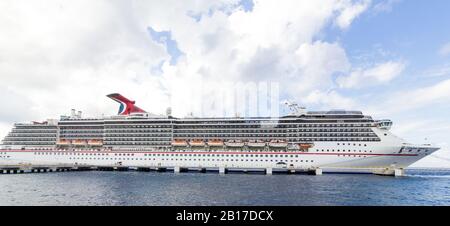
0 93 440 176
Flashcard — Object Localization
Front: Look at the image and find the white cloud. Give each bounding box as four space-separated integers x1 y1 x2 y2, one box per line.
0 0 372 137
0 0 172 119
335 0 371 29
386 79 450 112
291 41 350 96
303 90 357 109
337 61 405 88
372 0 401 13
419 63 450 77
438 42 450 57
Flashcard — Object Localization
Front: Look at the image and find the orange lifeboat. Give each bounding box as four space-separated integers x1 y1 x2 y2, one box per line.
299 143 313 149
57 139 70 145
189 139 206 147
207 139 224 147
88 139 103 146
225 139 245 148
268 139 288 148
247 139 266 148
171 139 188 147
72 139 87 146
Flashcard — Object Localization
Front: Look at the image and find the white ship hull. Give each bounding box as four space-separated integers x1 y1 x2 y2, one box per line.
0 142 438 174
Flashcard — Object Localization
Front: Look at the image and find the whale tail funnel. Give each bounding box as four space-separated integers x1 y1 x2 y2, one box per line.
107 93 146 115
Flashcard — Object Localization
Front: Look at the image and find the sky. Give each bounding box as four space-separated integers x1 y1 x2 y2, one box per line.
0 0 449 167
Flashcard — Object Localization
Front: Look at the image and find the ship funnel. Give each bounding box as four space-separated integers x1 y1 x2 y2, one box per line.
107 93 146 115
71 109 76 117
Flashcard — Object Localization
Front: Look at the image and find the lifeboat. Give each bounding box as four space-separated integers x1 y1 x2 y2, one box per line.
207 139 224 147
268 139 288 148
88 139 103 146
56 139 71 145
225 139 245 148
32 121 48 125
72 139 87 146
247 139 266 148
287 143 300 150
189 139 206 147
299 143 314 149
171 139 188 147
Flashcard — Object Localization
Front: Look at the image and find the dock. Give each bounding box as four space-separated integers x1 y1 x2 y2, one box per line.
0 164 325 175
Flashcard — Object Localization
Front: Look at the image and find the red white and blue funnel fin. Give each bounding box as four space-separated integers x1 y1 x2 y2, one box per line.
107 93 146 115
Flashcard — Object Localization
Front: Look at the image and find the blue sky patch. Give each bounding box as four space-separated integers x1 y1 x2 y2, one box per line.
148 27 184 65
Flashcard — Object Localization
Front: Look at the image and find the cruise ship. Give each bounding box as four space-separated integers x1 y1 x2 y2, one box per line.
0 93 439 176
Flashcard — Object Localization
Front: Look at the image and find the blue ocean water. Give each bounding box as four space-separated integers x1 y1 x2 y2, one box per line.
0 169 449 206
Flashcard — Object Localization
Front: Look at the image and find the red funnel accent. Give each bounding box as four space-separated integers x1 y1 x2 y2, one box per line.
107 93 146 115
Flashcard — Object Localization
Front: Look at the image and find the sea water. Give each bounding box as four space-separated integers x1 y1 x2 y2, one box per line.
0 168 449 206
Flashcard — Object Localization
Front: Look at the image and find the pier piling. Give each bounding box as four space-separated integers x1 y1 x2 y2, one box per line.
315 168 323 175
394 168 405 177
219 167 227 174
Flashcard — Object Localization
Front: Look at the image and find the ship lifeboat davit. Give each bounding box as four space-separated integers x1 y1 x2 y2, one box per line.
225 139 245 148
247 140 266 148
171 139 188 147
189 139 206 147
207 139 224 147
269 140 288 148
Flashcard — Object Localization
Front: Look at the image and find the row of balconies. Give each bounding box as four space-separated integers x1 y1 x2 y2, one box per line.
59 136 103 139
2 138 56 142
104 125 171 128
105 130 172 133
60 130 103 133
104 141 170 145
9 130 57 133
5 134 57 137
59 132 104 136
288 138 381 142
172 131 376 136
171 134 377 139
104 134 171 137
13 126 57 130
173 135 287 138
174 123 373 127
171 129 372 134
2 141 56 144
104 138 171 141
